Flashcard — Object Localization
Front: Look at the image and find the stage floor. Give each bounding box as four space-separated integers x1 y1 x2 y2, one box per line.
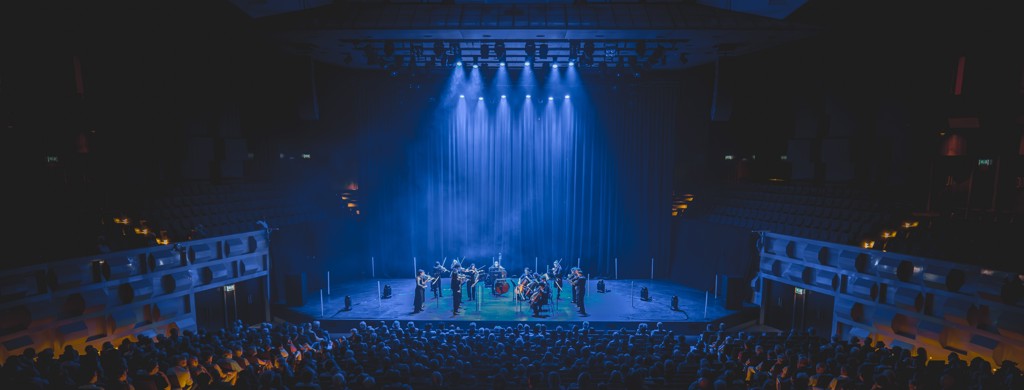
275 279 757 333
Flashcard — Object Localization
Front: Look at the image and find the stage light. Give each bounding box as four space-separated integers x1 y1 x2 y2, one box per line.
472 63 478 69
499 62 506 67
525 94 531 99
524 61 531 67
650 46 666 66
480 43 490 59
456 61 463 67
548 96 553 101
552 63 558 69
568 61 575 67
564 94 570 99
635 41 646 57
501 95 506 99
495 41 506 59
459 94 465 99
478 97 483 101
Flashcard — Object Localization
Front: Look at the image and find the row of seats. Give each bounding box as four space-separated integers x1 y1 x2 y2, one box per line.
99 180 326 248
695 181 901 245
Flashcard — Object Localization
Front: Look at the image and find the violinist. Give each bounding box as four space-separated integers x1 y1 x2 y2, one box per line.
431 261 448 298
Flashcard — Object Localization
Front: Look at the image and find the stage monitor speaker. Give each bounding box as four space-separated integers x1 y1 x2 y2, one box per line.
285 273 307 307
720 275 749 310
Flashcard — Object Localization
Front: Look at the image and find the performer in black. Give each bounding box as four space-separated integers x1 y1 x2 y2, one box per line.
465 263 479 301
451 266 464 315
573 268 587 316
530 282 549 318
414 269 431 313
517 267 534 301
551 259 564 300
568 266 580 304
487 260 506 287
431 261 447 298
451 259 463 275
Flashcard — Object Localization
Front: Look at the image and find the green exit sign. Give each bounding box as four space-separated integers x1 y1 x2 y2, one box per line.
794 287 806 295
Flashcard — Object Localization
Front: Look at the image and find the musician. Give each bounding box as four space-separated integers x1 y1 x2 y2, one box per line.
551 260 564 300
568 267 580 304
487 260 506 287
413 269 430 313
530 282 549 318
573 268 588 315
465 263 479 302
518 268 534 301
450 265 464 315
431 262 447 298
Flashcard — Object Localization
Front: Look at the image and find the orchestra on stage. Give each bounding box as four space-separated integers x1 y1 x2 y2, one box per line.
414 255 588 317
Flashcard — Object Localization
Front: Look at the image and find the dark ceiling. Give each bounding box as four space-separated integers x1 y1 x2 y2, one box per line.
227 1 816 71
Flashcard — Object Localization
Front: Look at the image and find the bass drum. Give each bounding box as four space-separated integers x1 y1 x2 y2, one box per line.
493 279 510 295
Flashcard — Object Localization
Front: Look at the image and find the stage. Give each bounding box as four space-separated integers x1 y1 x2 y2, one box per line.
273 279 758 334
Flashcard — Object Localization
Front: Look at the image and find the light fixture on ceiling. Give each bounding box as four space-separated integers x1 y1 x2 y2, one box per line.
495 41 506 63
583 41 596 64
568 40 580 65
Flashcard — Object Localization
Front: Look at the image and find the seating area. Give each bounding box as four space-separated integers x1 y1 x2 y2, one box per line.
884 214 1024 271
699 181 908 246
696 180 1024 270
136 181 322 240
94 180 328 254
3 318 1021 389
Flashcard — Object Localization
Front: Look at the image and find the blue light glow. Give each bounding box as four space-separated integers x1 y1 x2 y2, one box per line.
568 61 575 67
525 94 531 99
552 63 559 69
501 95 506 99
548 96 554 101
472 64 479 69
499 62 506 67
565 95 570 99
459 94 465 99
524 61 531 66
478 97 484 101
456 61 463 67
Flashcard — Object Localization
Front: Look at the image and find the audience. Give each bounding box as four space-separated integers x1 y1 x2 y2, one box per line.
2 320 1021 390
